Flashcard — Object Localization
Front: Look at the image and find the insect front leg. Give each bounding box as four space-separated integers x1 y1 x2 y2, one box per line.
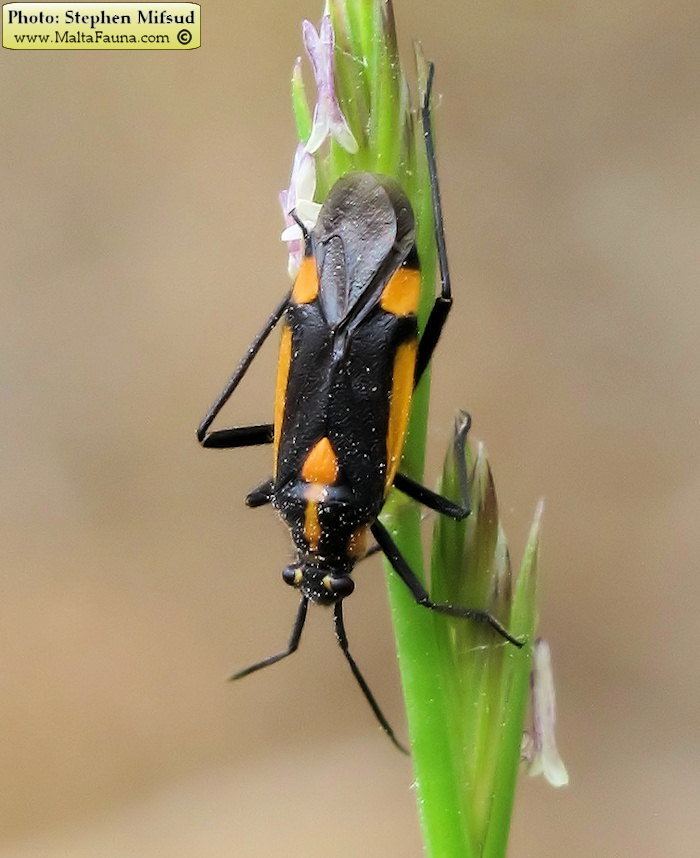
370 520 523 648
197 294 289 448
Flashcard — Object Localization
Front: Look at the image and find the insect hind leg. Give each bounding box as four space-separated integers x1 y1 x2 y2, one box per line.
415 61 453 385
197 294 288 446
200 425 273 449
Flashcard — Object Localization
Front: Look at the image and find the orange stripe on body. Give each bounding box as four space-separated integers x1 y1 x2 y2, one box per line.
304 501 321 551
292 256 319 304
385 339 418 490
301 437 339 552
380 266 421 316
301 437 339 484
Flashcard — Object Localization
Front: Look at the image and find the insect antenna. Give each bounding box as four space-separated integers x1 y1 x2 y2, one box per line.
333 602 409 755
230 597 309 681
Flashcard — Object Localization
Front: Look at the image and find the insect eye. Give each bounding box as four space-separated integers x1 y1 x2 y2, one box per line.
323 575 355 598
282 566 303 587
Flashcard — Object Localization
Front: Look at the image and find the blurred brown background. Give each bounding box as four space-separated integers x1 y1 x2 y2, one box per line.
1 0 698 855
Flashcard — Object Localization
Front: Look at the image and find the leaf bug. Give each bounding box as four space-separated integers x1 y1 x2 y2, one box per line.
197 64 522 752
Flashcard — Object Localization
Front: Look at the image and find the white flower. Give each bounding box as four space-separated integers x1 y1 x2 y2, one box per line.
522 638 569 787
302 16 358 154
279 143 321 278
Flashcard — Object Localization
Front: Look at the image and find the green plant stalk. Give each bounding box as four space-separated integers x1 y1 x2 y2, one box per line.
379 128 480 854
381 287 475 855
481 509 540 858
431 442 493 849
433 437 543 855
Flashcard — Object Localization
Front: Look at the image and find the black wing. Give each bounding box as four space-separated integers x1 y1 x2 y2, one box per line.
310 172 415 330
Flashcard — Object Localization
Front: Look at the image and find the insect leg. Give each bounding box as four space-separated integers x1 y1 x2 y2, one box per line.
200 425 274 449
415 61 453 385
333 602 408 755
370 520 523 648
197 294 289 447
229 597 308 681
393 473 468 521
393 411 472 520
245 478 274 508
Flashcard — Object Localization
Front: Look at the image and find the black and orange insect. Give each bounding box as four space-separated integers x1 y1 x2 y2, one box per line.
197 65 521 750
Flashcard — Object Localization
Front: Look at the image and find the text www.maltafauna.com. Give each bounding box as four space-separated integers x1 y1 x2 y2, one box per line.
11 30 171 45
